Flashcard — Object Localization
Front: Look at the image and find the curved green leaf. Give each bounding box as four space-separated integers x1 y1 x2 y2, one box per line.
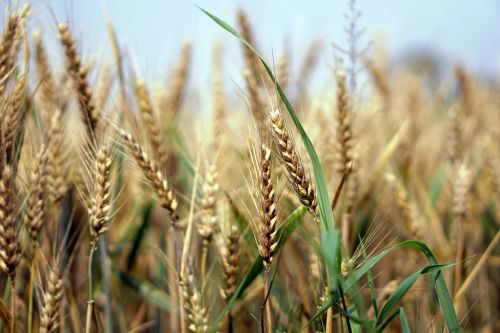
309 240 460 332
399 308 411 333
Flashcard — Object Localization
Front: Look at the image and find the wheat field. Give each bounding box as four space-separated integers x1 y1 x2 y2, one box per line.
0 3 498 333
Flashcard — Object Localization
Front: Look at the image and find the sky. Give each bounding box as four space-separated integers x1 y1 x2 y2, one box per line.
18 0 500 91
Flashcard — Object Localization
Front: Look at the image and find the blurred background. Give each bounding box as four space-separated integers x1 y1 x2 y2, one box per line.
24 0 500 94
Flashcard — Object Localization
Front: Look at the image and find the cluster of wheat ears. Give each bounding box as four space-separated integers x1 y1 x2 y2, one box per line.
0 3 498 333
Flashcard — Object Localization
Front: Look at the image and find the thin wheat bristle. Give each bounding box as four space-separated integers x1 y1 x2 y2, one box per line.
221 225 240 301
135 78 168 169
39 266 63 333
58 23 99 136
119 128 178 219
24 146 49 241
269 108 317 213
258 144 278 271
88 145 112 244
0 166 20 279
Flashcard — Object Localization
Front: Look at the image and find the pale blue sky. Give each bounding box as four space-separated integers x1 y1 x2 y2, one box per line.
24 0 500 90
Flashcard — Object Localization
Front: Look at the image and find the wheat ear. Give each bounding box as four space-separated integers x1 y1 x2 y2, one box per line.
24 146 49 241
181 268 209 333
58 23 99 137
269 108 318 213
39 265 64 333
119 128 178 220
259 144 277 333
0 5 29 95
135 78 168 169
0 166 20 333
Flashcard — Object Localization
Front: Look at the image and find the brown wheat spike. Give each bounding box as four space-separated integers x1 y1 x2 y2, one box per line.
211 42 226 148
34 32 57 109
0 166 20 280
366 59 391 110
385 173 422 240
258 144 278 271
335 70 353 176
244 69 266 136
1 73 27 162
221 225 240 301
166 41 192 117
58 23 99 136
46 111 66 204
119 128 178 221
452 164 471 227
296 40 321 106
276 51 289 92
197 163 219 243
452 164 471 294
0 5 29 95
39 265 63 333
237 10 262 83
24 145 49 241
455 65 475 116
88 145 112 244
181 270 209 333
269 108 318 213
95 64 114 111
448 105 463 164
135 78 168 169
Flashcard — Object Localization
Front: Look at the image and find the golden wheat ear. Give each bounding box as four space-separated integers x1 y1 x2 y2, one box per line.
134 78 168 169
0 165 20 280
118 128 178 220
88 145 113 245
58 23 99 138
24 145 49 242
181 266 209 333
0 5 29 95
220 224 240 302
39 263 64 333
269 108 317 214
